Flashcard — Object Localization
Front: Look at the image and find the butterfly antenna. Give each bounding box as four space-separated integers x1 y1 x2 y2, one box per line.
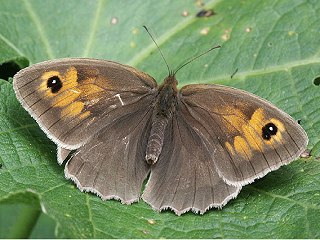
143 26 171 75
174 45 221 75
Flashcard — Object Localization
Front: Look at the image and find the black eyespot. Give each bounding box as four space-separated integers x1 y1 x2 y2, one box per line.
262 122 278 140
47 76 62 93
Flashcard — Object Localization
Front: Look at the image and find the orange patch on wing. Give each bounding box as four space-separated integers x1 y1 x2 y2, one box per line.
221 106 247 132
224 107 287 160
39 67 84 108
58 67 78 91
234 136 252 160
39 67 93 120
65 67 78 83
78 77 104 99
61 101 85 118
244 108 267 150
249 108 265 129
51 89 81 107
242 125 263 151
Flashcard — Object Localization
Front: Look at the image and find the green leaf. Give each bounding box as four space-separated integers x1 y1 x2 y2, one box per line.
1 0 320 238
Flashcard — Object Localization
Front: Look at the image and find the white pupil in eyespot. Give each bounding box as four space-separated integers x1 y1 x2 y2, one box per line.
269 126 274 131
51 79 56 84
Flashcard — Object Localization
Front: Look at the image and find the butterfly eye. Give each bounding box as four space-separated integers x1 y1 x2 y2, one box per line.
47 76 62 93
262 122 278 140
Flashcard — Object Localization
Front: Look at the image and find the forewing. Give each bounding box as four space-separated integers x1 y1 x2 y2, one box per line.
142 105 240 215
180 84 308 186
65 102 153 203
13 58 157 150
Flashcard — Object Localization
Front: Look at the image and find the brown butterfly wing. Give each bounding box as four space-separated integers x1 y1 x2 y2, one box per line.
13 58 157 150
180 84 308 186
142 104 241 215
65 97 153 203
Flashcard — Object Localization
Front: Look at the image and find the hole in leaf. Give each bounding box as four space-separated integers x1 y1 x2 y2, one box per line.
196 9 215 17
0 61 22 81
313 76 320 86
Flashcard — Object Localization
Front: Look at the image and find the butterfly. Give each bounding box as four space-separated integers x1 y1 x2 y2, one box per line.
13 43 308 215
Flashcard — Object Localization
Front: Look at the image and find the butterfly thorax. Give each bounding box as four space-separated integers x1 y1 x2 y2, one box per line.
145 74 178 165
157 75 178 116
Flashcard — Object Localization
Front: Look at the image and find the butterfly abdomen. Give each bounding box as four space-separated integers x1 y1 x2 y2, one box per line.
145 116 169 164
145 75 178 164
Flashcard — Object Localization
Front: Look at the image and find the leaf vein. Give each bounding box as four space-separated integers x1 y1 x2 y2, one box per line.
82 0 104 57
22 0 55 59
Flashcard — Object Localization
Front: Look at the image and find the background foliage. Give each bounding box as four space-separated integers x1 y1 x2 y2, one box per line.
0 0 319 238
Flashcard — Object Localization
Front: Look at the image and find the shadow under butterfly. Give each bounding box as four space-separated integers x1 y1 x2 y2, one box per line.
13 27 308 215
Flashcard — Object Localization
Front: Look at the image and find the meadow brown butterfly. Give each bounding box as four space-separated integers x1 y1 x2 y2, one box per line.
13 29 308 215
